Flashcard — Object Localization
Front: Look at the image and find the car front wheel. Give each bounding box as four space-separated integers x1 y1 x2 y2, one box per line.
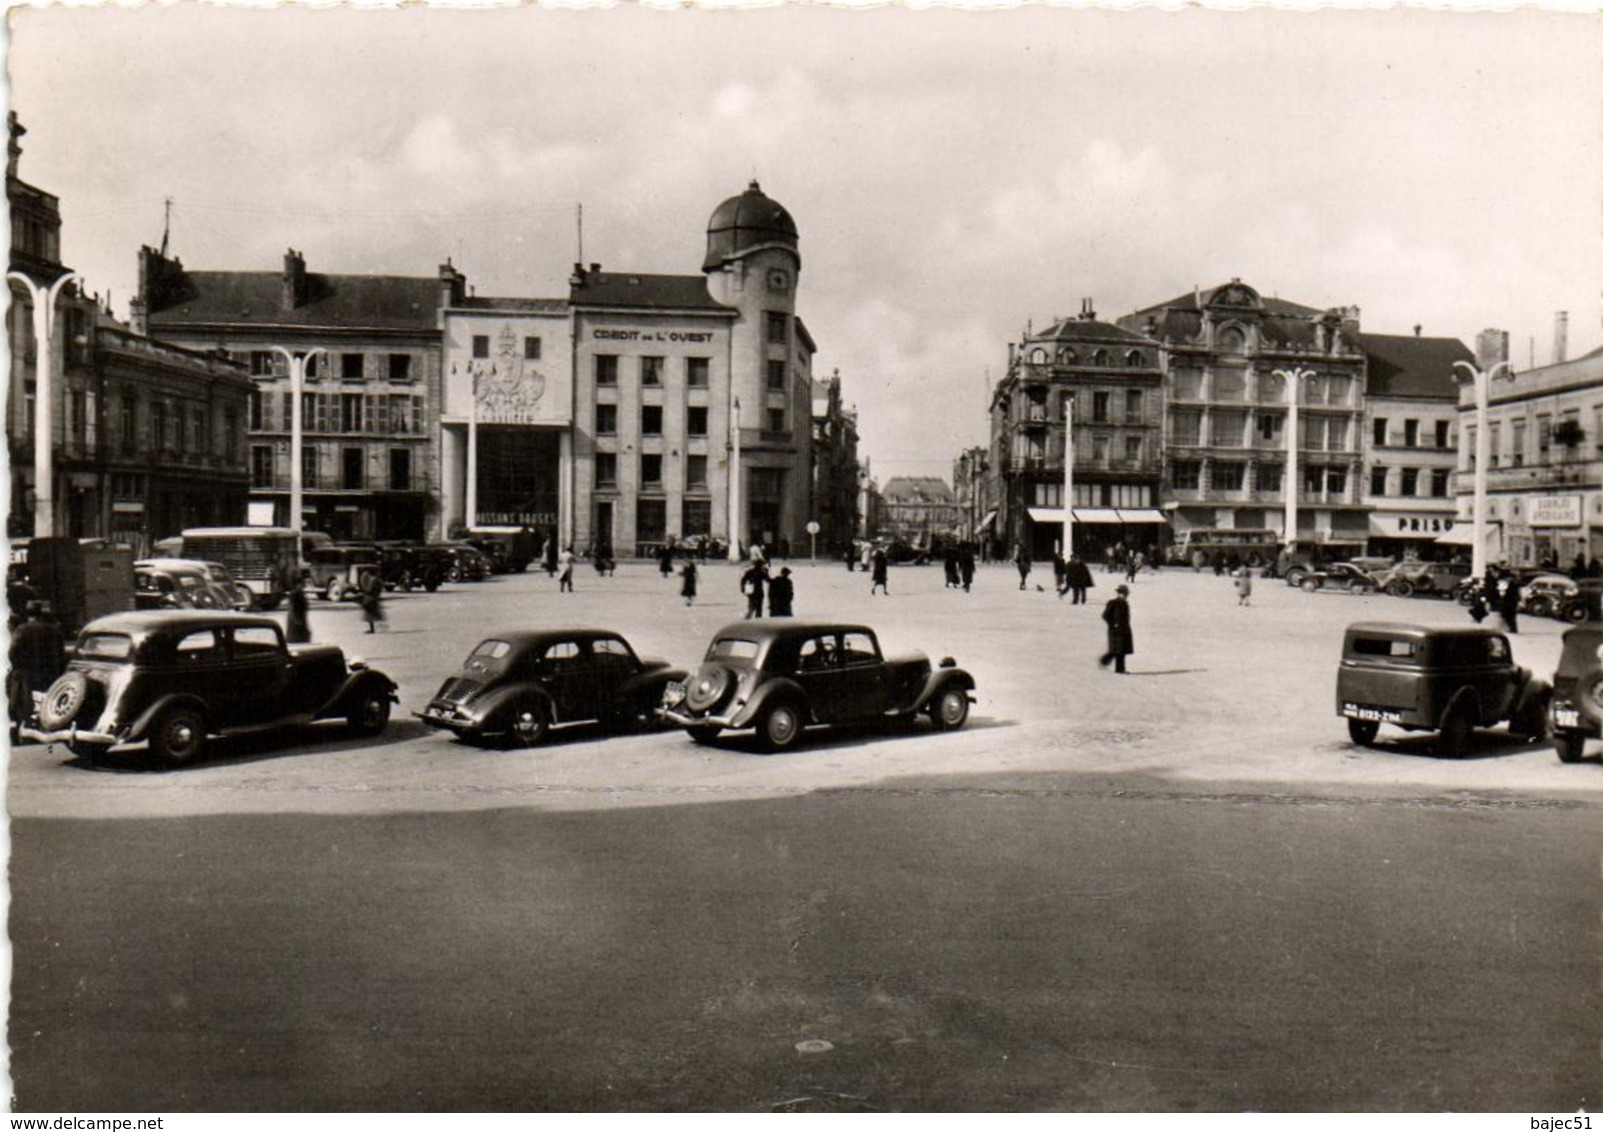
1554 730 1586 763
755 700 803 752
1386 580 1415 598
1347 718 1380 746
148 705 207 769
347 688 392 737
930 687 970 731
1437 704 1474 758
1300 578 1319 593
502 700 550 749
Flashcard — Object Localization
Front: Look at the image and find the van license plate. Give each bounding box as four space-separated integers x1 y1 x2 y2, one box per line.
1342 703 1402 723
1553 707 1581 729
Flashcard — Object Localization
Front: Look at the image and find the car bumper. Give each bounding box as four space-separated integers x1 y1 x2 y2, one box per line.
20 725 119 748
657 705 744 730
414 706 480 736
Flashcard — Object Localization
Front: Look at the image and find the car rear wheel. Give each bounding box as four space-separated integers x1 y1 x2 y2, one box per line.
1555 731 1586 763
930 686 970 731
1436 703 1474 758
688 725 721 745
502 700 550 749
1285 568 1307 587
346 688 392 737
1565 603 1593 624
1525 595 1554 618
1300 578 1319 593
1386 580 1415 598
1347 718 1380 746
755 700 803 753
148 705 207 769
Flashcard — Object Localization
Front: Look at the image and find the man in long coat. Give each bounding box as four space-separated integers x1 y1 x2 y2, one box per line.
1099 584 1133 673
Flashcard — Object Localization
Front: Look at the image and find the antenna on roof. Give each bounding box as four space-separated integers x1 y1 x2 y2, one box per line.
159 196 173 258
576 203 584 265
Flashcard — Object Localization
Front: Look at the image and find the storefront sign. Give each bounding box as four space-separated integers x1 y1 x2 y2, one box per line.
1393 516 1454 534
592 328 715 344
1529 495 1582 527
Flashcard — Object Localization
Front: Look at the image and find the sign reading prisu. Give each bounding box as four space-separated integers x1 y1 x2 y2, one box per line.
1392 515 1456 534
444 313 573 425
1528 494 1583 528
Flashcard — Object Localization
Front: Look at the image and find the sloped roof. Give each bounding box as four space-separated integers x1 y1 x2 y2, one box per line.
1360 332 1473 400
455 296 568 314
146 271 442 331
1129 283 1324 320
569 270 734 313
702 180 799 271
880 476 955 504
1032 317 1155 346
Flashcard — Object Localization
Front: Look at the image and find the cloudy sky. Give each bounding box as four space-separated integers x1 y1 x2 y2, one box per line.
9 4 1601 483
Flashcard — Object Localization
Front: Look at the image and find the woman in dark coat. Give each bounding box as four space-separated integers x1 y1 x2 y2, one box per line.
870 547 889 595
768 567 794 616
1066 554 1094 605
680 560 698 607
359 569 385 633
285 571 312 644
1099 584 1133 673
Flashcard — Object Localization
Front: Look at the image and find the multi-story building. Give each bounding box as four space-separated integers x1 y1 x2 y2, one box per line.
810 371 860 560
877 476 958 547
133 248 445 542
1118 279 1369 554
1358 330 1471 559
989 303 1166 561
951 445 991 547
8 115 250 548
1458 333 1603 568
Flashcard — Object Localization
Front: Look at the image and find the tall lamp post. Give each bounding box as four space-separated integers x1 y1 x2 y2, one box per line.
1061 393 1075 559
1453 358 1514 577
1272 366 1318 555
7 269 80 538
727 396 743 563
269 346 325 541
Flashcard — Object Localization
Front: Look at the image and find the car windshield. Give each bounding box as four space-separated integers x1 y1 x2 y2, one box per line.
468 639 512 663
708 638 760 661
1352 638 1417 659
78 633 133 661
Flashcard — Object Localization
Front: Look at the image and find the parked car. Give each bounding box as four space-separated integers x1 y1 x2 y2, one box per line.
1556 579 1603 624
418 629 687 747
133 561 235 611
1336 621 1550 756
304 545 382 601
461 526 537 573
1373 560 1471 599
1548 623 1603 762
1297 562 1381 595
22 610 398 768
427 542 491 583
1518 573 1579 618
140 557 253 610
658 621 976 752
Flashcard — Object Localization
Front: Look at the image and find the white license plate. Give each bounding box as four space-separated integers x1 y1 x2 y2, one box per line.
662 681 686 706
1342 703 1402 723
1553 708 1581 729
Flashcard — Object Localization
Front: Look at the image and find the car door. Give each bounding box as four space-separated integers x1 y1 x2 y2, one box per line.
585 635 641 721
793 632 859 724
835 631 886 720
168 627 240 725
225 623 295 724
536 640 584 721
1475 634 1520 721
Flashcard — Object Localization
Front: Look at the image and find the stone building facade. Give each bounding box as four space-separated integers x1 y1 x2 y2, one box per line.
810 371 860 560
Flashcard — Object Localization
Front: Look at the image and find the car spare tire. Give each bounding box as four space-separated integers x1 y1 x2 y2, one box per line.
38 671 91 730
1575 667 1603 728
684 666 736 713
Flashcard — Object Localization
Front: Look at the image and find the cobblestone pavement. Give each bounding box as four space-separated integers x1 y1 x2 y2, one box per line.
10 559 1601 819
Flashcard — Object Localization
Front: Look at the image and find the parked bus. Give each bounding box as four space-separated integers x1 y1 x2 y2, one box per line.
1169 528 1282 568
174 527 331 609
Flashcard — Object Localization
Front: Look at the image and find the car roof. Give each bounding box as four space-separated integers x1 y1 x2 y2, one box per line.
82 610 282 636
708 620 875 642
476 628 630 648
1344 621 1502 641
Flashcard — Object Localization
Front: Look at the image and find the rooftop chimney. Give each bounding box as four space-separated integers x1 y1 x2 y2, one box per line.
7 112 23 181
1414 324 1422 337
437 260 466 308
282 248 308 311
1554 310 1569 365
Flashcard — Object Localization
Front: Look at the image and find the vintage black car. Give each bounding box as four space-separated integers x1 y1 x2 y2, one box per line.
418 629 687 748
1547 624 1603 763
22 611 397 768
658 621 976 752
1336 621 1550 756
1298 562 1381 595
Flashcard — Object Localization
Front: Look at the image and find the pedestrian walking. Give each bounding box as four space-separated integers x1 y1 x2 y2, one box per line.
658 539 676 580
945 546 961 589
959 544 976 593
7 601 65 741
860 541 874 574
1065 553 1093 605
679 559 698 606
543 533 558 577
285 569 312 643
1013 542 1031 590
558 545 575 593
741 561 768 619
1125 552 1141 585
359 569 385 633
1234 566 1254 607
1099 584 1134 673
1499 569 1521 633
768 567 795 616
870 546 890 595
1052 550 1067 596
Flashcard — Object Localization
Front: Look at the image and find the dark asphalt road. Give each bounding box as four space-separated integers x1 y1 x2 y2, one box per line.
11 774 1600 1111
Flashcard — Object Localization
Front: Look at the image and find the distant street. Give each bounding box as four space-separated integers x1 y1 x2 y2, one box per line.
9 561 1602 1110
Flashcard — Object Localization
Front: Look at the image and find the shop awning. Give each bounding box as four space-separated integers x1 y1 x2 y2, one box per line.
1434 521 1501 547
1074 509 1127 524
979 510 997 530
1026 507 1065 524
1368 511 1460 539
1115 509 1170 524
1026 508 1151 525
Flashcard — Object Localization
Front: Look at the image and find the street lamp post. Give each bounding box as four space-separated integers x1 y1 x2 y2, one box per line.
269 346 325 541
466 363 484 530
1453 358 1514 577
727 396 743 563
7 269 80 538
1272 366 1318 555
1062 393 1075 559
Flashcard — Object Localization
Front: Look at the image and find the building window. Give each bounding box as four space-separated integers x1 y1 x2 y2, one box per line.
1217 326 1246 354
1171 410 1203 446
524 336 542 361
641 356 664 386
473 335 490 359
1124 436 1142 463
1171 460 1201 490
1435 420 1450 448
595 452 617 486
596 403 617 435
389 354 412 382
687 406 708 437
122 396 138 453
251 445 274 487
766 311 788 345
1512 420 1526 466
1373 417 1388 446
302 446 319 489
1090 391 1110 422
1404 419 1419 447
682 498 711 536
1328 468 1347 497
1258 464 1283 493
1537 414 1552 462
342 447 364 490
1213 369 1247 402
768 408 786 434
1171 367 1205 400
686 454 708 489
1257 413 1283 444
341 393 364 433
390 448 411 491
224 410 238 462
1031 483 1063 508
1212 410 1247 448
767 360 786 391
1431 469 1451 497
1489 423 1501 467
686 356 710 387
1125 389 1142 423
1370 465 1388 496
1212 462 1245 491
341 353 364 381
152 403 169 453
1400 467 1419 496
636 499 667 545
249 350 276 377
641 405 663 436
595 354 618 386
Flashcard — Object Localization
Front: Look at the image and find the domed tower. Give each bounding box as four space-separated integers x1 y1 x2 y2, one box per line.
702 181 807 554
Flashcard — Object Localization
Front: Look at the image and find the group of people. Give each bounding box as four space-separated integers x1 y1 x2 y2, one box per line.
1468 565 1524 632
1049 552 1097 604
737 548 795 618
941 544 978 593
